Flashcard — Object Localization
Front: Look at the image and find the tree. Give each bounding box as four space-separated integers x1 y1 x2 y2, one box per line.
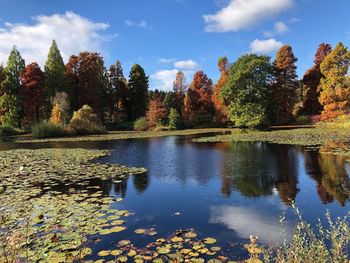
183 70 214 126
44 40 67 117
65 52 108 121
70 105 103 133
0 65 4 95
273 45 299 124
108 61 128 123
65 55 79 110
127 64 149 121
50 92 70 124
20 63 45 127
300 43 332 115
220 54 274 128
146 96 167 127
212 57 229 125
0 46 25 128
319 42 350 120
171 71 187 114
168 108 182 130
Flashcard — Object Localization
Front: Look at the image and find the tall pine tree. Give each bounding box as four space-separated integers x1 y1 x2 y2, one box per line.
108 60 128 124
0 46 25 128
273 45 298 124
319 42 350 120
127 64 149 121
44 40 67 117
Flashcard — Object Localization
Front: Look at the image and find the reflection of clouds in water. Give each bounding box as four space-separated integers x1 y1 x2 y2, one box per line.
267 193 289 211
209 205 293 244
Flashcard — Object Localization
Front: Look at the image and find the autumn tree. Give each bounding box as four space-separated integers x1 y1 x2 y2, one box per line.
127 64 149 121
50 92 70 124
108 60 128 124
273 45 299 124
44 40 67 117
65 52 108 121
146 96 167 127
0 65 4 94
319 42 350 120
300 43 332 115
220 54 274 128
20 63 45 127
212 57 229 125
183 70 214 126
0 46 25 128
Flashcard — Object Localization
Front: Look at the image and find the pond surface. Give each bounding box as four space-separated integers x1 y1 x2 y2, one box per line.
2 135 350 260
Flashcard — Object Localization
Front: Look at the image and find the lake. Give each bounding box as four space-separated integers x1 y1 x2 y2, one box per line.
4 134 350 261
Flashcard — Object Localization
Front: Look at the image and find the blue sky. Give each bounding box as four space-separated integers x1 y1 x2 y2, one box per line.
0 0 349 90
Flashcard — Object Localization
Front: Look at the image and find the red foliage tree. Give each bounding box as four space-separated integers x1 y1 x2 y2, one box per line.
65 52 108 120
273 45 299 124
146 96 167 127
301 43 332 116
212 57 229 125
20 63 44 126
183 70 214 125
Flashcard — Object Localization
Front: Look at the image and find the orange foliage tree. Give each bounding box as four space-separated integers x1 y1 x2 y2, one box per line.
20 62 44 127
212 57 229 125
146 96 167 127
301 43 332 116
183 70 214 126
319 42 350 120
273 45 299 124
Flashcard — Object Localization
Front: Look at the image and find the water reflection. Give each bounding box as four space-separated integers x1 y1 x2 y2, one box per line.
210 205 293 244
219 142 299 205
304 150 350 206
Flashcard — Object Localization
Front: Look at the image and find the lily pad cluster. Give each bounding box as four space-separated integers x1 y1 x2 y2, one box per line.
0 148 146 262
92 229 237 263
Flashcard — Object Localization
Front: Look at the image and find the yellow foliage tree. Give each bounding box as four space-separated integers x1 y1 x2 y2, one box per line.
50 103 62 124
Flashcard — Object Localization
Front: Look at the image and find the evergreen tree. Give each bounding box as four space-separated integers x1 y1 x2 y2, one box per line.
127 64 149 121
220 54 274 128
44 40 66 117
0 46 25 128
301 43 332 115
273 45 299 124
319 42 350 120
108 60 128 123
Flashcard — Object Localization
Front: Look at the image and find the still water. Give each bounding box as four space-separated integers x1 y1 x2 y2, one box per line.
4 135 350 260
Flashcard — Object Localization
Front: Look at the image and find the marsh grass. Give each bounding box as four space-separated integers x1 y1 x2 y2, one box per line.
246 204 350 263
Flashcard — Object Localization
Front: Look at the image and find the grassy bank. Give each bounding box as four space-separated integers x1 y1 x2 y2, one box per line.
194 128 350 146
15 128 232 143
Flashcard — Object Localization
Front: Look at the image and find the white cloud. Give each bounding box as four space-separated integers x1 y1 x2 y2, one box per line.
203 0 294 32
158 58 176 64
250 38 284 54
263 21 289 37
174 59 198 70
210 205 293 244
125 19 151 29
0 12 110 66
289 17 301 24
150 69 179 91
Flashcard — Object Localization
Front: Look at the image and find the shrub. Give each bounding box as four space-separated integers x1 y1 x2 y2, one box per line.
133 117 148 131
0 126 23 137
70 105 105 135
295 115 310 125
31 121 69 138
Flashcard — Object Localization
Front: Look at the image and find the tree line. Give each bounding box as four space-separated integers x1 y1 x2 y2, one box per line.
0 40 349 132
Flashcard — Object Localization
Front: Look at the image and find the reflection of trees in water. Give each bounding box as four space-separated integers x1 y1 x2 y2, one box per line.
133 173 150 193
304 150 350 206
113 178 128 198
220 142 299 205
275 145 299 204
